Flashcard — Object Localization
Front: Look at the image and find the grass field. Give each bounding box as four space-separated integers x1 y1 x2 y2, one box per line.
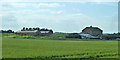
2 37 118 58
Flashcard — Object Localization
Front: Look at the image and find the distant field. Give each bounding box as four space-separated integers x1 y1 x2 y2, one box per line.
2 37 118 58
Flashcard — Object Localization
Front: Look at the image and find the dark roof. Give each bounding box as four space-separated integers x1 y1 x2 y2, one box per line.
82 26 103 32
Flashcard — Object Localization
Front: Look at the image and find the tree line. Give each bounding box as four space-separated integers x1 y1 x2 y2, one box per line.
0 27 53 33
21 27 53 33
0 30 14 33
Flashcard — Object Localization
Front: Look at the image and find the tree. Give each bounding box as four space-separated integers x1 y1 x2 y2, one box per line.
118 32 120 35
33 28 36 30
45 29 48 31
26 28 29 31
1 29 14 33
23 27 25 31
29 28 32 31
7 30 12 33
40 28 45 31
21 27 25 31
7 30 14 33
1 30 7 33
36 27 40 31
49 30 53 33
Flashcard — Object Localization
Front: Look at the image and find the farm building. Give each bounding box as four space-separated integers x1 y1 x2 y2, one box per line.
16 27 53 36
79 33 102 39
81 26 103 36
66 33 81 39
102 34 120 40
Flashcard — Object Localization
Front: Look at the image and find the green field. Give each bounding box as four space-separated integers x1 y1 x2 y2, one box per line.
2 37 118 58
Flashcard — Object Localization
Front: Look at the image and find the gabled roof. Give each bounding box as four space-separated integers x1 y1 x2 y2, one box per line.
17 30 38 33
82 26 103 31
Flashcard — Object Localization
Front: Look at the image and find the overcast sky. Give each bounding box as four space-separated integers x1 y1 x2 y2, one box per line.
0 0 118 33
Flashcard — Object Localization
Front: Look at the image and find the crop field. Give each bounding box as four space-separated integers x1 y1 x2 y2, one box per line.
2 37 118 58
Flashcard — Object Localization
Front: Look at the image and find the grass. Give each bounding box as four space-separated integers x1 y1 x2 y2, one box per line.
2 37 118 58
2 33 68 40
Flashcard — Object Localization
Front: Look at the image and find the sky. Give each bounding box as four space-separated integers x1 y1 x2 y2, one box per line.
0 0 119 33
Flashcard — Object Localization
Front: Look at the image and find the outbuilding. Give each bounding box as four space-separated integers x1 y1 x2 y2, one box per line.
81 26 103 36
16 27 53 36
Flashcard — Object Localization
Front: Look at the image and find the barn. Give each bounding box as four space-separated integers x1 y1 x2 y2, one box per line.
16 27 53 36
81 26 103 36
